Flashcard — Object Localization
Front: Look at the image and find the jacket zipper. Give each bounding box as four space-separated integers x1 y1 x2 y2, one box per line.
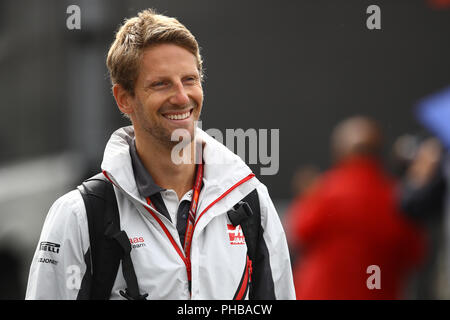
233 255 253 300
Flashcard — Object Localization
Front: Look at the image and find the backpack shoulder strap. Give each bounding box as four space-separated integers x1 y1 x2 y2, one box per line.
77 173 122 300
227 189 261 300
77 173 147 300
228 188 277 300
227 189 261 269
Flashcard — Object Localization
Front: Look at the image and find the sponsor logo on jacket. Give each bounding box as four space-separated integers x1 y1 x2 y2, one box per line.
37 257 58 265
227 224 246 245
39 241 60 254
129 236 146 249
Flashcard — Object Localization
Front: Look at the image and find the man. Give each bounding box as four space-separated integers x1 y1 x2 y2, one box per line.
284 116 426 299
26 9 295 300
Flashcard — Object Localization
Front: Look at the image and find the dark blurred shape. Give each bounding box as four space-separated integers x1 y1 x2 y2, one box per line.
391 134 423 177
413 86 450 299
403 138 445 198
397 86 450 299
284 116 426 299
390 131 443 170
398 137 447 299
0 248 24 299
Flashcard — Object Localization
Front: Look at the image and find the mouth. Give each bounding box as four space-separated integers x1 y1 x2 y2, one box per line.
161 108 194 122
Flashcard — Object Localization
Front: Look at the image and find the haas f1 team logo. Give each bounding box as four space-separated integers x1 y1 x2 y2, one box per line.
129 236 146 249
227 224 246 245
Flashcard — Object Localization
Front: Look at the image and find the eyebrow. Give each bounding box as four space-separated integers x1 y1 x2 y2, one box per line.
143 73 199 87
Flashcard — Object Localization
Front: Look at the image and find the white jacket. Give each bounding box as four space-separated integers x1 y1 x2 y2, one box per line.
26 126 295 300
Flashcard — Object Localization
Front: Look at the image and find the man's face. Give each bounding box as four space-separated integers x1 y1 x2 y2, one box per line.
130 43 203 148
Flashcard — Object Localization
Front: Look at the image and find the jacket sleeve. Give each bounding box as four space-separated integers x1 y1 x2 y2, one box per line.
25 190 90 300
253 184 296 300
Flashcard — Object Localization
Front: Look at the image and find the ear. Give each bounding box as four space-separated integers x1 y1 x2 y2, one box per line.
112 84 134 116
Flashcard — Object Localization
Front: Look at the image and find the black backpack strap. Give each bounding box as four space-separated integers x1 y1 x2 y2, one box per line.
77 173 147 300
112 231 148 300
227 200 258 263
227 189 261 298
227 189 261 265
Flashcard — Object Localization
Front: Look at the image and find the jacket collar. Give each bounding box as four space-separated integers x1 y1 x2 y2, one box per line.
101 126 260 218
129 137 165 198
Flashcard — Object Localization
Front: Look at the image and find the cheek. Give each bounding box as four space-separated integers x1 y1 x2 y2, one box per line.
193 87 204 109
139 96 164 116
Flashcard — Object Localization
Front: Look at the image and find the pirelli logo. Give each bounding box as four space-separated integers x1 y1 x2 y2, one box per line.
39 241 60 254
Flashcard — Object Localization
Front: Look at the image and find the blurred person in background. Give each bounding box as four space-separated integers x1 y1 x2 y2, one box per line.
402 85 450 299
394 135 447 299
284 115 426 299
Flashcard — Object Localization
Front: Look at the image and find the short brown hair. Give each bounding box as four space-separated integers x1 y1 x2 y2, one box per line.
106 8 203 95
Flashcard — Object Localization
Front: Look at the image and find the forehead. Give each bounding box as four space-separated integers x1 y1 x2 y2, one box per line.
139 43 198 77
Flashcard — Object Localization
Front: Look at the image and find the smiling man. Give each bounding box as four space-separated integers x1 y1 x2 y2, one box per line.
26 9 295 300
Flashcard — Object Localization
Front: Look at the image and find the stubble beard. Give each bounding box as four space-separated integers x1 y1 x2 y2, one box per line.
135 99 201 151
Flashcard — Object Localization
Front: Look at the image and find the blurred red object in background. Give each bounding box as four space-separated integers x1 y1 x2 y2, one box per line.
427 0 450 9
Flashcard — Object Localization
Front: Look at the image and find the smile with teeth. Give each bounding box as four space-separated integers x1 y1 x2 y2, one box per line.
163 109 192 120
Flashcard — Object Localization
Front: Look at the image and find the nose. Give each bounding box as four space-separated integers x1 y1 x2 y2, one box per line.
169 81 190 106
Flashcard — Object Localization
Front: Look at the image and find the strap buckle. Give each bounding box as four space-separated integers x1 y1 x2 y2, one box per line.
227 201 253 227
119 289 149 300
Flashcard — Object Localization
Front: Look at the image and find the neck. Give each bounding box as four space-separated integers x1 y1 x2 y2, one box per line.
135 132 197 200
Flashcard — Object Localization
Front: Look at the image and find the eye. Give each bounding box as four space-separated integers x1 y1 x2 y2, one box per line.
152 81 167 88
183 76 198 84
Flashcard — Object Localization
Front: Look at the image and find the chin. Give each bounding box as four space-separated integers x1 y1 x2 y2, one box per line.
165 125 194 144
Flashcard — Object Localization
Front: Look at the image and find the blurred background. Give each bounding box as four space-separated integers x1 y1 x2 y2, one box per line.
1 0 449 299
